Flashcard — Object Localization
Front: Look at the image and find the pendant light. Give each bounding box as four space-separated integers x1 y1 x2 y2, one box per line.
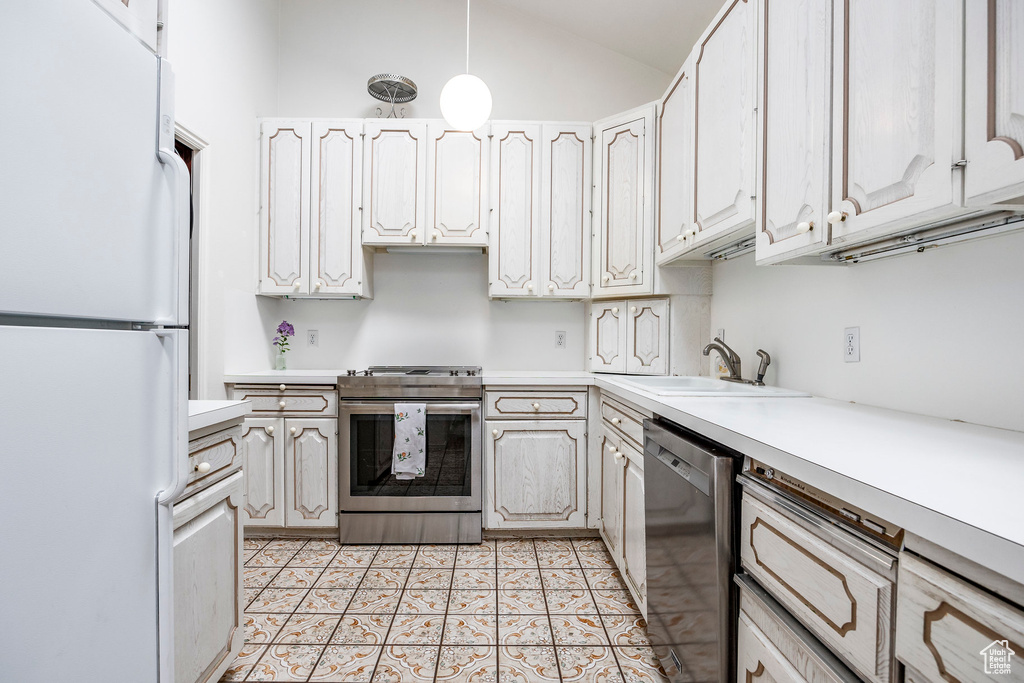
440 0 492 131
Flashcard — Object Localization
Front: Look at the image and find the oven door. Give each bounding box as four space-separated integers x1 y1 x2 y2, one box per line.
339 401 482 513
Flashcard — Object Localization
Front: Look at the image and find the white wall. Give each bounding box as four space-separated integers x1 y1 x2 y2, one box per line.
275 0 673 121
167 0 280 398
708 230 1024 432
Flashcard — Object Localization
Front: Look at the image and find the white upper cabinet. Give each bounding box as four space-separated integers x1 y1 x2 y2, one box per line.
541 124 592 298
426 122 489 246
489 123 543 297
625 298 669 375
829 0 964 247
310 120 372 297
656 55 697 264
589 301 627 373
754 0 834 264
964 0 1024 208
259 119 311 296
361 121 427 246
592 105 656 297
690 0 757 253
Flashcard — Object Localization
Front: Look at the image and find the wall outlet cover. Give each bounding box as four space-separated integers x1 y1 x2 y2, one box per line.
844 327 860 362
308 329 319 347
555 330 566 349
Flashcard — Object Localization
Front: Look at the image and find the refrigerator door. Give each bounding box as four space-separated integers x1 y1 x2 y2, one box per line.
0 325 185 682
0 0 186 325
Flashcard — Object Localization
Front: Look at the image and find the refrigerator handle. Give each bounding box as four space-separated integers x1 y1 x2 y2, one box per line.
156 57 190 326
155 328 189 506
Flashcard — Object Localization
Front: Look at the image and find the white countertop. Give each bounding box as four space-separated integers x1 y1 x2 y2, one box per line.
188 400 251 433
222 368 1024 583
225 370 342 384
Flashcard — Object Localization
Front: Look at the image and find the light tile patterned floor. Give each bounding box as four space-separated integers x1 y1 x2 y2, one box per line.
225 537 669 682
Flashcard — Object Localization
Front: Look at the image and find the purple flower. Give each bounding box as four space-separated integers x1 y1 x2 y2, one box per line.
272 336 281 344
276 320 295 337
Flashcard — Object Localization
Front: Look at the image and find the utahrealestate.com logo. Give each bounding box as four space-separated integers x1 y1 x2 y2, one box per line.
980 640 1015 675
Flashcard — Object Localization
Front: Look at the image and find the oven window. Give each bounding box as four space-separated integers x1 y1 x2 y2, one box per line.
350 413 472 497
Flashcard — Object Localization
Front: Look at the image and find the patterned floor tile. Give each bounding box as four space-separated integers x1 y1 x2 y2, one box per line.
496 552 537 569
496 569 541 590
540 569 587 590
248 588 309 613
592 590 640 615
497 646 560 682
289 549 340 567
435 645 497 682
246 643 324 680
246 548 300 568
265 539 310 551
388 614 447 645
362 567 413 590
372 549 418 567
532 539 575 554
577 550 617 569
600 616 651 647
332 551 379 568
549 615 609 646
316 568 369 589
276 613 342 644
246 567 283 589
497 589 547 615
535 551 581 569
305 539 344 552
342 544 381 552
415 550 458 568
453 549 495 569
583 568 628 591
246 538 272 550
406 568 454 590
442 615 497 646
331 614 394 645
349 588 404 614
497 614 552 646
219 643 267 680
373 645 440 682
447 590 497 615
244 588 263 608
571 539 605 554
397 589 451 615
245 613 290 644
614 647 669 682
556 646 620 682
300 589 356 614
452 569 497 590
542 589 597 614
497 540 535 554
270 567 328 589
617 660 669 683
309 645 381 682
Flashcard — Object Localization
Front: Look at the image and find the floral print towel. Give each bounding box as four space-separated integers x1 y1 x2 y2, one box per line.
392 403 426 480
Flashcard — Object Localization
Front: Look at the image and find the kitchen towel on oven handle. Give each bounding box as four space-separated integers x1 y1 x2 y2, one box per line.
393 403 426 479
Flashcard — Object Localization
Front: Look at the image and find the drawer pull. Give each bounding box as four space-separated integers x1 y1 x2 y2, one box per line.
614 452 625 462
607 443 616 452
194 462 211 474
492 429 499 437
611 417 620 425
279 400 286 408
279 383 286 391
290 426 297 435
532 402 541 410
266 425 275 434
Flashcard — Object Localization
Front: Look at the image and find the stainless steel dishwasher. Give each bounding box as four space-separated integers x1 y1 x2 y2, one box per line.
644 418 738 683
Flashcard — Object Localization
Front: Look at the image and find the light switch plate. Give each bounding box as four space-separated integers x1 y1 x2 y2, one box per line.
844 327 860 362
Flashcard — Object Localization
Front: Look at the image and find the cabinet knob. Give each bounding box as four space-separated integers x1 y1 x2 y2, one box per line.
796 221 813 234
293 281 302 290
548 283 555 292
279 400 286 408
290 426 297 435
314 281 322 290
687 228 697 238
611 307 619 314
677 234 685 242
491 429 499 437
526 282 533 291
266 425 275 434
279 384 287 391
611 417 620 425
602 275 610 283
614 452 625 462
827 211 848 225
194 462 211 474
607 443 616 452
410 230 418 239
432 231 439 241
630 306 637 313
532 402 541 410
629 271 638 280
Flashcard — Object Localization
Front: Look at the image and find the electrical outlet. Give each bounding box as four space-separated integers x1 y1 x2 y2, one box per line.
555 330 566 349
717 328 725 341
307 329 319 347
844 327 860 362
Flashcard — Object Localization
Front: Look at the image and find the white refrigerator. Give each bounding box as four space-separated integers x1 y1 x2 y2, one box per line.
0 2 190 681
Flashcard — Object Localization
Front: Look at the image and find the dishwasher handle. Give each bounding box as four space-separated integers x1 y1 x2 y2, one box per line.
643 419 721 496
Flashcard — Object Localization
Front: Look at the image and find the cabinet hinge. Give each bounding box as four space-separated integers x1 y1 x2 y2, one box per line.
952 159 968 169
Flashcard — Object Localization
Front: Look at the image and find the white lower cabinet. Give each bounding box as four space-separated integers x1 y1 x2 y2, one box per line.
599 427 625 560
173 471 244 683
485 420 587 529
238 418 284 527
588 298 669 375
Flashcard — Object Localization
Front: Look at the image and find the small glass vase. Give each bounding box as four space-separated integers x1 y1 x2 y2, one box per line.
275 351 286 371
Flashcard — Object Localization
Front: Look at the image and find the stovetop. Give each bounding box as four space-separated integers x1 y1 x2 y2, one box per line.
337 366 483 398
358 365 480 377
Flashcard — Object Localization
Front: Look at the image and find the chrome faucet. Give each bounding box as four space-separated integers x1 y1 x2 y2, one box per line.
702 337 747 383
754 350 771 386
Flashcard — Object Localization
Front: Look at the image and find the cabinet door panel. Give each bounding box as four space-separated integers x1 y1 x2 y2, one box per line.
830 0 964 246
964 0 1024 207
285 418 338 528
489 123 542 297
589 301 627 374
596 117 648 294
362 123 427 245
622 450 646 615
427 122 489 246
541 124 591 297
311 120 368 296
657 56 697 263
599 427 624 562
485 420 586 529
239 418 284 527
626 298 669 375
755 0 833 264
737 609 810 683
259 120 310 294
693 0 756 247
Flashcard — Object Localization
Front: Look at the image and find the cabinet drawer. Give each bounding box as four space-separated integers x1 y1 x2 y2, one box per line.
485 390 587 419
186 425 243 491
231 386 337 417
600 395 647 449
739 493 896 683
896 552 1024 683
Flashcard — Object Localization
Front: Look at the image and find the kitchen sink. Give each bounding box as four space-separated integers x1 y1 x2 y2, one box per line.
610 375 810 397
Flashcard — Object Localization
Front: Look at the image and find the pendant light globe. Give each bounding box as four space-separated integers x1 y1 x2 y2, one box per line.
440 73 491 131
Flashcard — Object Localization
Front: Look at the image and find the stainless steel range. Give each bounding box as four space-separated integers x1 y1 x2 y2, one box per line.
337 366 482 544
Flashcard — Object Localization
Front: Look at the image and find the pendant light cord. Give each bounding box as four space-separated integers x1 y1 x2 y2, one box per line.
465 0 471 74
